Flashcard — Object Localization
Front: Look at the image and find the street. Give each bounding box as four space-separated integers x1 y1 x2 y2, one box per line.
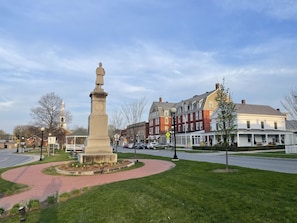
1 147 297 174
117 147 297 174
0 149 40 169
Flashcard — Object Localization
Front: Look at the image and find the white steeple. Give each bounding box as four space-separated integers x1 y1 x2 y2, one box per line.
60 100 67 129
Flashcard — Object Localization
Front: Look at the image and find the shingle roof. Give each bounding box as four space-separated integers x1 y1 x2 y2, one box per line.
174 90 216 108
235 103 285 116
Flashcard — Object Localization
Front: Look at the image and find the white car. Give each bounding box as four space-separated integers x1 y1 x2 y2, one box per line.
127 143 134 149
147 142 159 149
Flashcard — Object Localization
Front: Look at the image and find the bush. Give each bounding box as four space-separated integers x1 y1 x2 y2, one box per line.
47 195 57 205
70 189 80 196
9 203 20 215
0 207 5 215
59 192 71 202
28 199 40 210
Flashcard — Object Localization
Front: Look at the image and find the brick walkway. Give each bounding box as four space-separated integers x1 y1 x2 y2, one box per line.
0 159 175 210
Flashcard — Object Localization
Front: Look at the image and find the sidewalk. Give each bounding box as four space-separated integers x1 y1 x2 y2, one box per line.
0 159 175 210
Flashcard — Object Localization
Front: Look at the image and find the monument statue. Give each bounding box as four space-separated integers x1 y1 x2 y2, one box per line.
96 62 105 89
78 61 117 164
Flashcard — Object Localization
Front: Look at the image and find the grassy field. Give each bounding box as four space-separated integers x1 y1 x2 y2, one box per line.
234 151 297 159
1 152 297 223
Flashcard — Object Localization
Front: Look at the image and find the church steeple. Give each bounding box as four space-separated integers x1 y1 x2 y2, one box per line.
60 100 67 129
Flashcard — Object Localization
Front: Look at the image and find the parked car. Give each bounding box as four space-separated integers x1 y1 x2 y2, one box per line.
135 143 148 149
127 143 134 149
147 142 159 149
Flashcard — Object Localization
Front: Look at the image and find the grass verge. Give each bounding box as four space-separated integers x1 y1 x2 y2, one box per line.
233 151 297 159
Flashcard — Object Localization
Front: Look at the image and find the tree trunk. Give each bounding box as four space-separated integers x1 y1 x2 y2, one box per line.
225 145 229 171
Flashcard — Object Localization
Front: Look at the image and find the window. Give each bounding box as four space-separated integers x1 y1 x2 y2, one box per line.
155 118 159 125
196 122 199 130
195 112 198 119
165 117 168 124
199 99 203 108
209 101 213 108
247 121 250 129
261 121 264 129
274 122 277 129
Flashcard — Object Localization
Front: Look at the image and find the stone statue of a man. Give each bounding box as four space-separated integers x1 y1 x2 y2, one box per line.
96 62 105 88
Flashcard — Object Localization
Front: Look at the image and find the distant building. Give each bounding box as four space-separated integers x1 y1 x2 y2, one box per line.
148 97 175 142
126 121 149 143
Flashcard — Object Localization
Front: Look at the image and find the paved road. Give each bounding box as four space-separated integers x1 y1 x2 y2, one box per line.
1 147 297 174
0 149 40 169
118 147 297 174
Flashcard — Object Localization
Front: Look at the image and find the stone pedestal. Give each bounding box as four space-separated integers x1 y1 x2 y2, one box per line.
78 88 117 163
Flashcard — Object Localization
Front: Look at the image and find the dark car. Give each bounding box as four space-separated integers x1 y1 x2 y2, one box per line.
135 143 148 149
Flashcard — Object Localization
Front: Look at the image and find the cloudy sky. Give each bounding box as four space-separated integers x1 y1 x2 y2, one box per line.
1 0 297 134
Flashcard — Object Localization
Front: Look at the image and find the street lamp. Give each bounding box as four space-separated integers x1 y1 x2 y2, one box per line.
16 127 20 153
40 127 45 161
114 133 120 153
171 107 179 161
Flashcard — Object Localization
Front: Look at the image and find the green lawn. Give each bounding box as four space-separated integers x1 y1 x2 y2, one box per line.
234 151 297 159
1 152 297 222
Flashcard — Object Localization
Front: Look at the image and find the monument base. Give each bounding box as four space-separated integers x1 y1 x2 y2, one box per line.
78 153 117 164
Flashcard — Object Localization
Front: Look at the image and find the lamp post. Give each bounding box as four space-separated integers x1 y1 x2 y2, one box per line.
171 107 179 161
16 127 20 153
40 127 45 161
114 133 119 153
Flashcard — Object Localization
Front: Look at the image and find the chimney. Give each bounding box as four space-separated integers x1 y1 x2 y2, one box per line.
241 99 246 104
159 97 162 102
215 83 219 89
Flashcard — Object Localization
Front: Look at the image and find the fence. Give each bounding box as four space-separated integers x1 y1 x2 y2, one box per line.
285 145 297 154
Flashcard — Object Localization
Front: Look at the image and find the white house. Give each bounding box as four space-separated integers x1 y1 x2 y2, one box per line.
210 100 289 147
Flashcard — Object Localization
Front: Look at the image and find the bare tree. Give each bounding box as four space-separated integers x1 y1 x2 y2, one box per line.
31 92 72 132
110 110 124 131
215 79 237 170
121 97 147 156
31 92 72 150
109 110 124 144
281 87 297 120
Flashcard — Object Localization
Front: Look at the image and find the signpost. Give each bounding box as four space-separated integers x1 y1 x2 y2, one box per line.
48 136 56 156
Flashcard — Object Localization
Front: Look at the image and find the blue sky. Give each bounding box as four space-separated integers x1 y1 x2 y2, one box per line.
1 0 297 134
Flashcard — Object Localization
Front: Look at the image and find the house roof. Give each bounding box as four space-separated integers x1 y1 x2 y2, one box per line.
174 90 216 109
150 101 175 113
235 103 285 116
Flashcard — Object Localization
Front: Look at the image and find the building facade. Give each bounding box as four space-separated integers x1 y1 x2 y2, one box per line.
208 100 289 147
148 97 175 142
148 83 220 146
125 121 149 144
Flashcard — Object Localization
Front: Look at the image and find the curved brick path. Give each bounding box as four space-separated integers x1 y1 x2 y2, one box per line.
0 159 175 210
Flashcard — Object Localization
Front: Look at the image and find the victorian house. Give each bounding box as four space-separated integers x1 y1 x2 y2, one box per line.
148 83 220 146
